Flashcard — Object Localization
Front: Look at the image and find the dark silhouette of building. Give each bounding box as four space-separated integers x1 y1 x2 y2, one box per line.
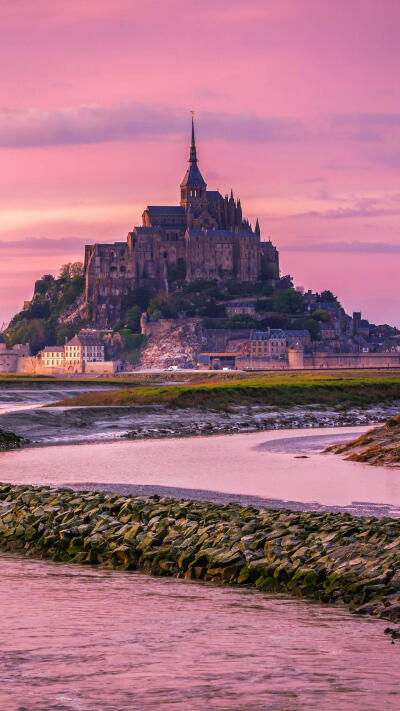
84 116 280 327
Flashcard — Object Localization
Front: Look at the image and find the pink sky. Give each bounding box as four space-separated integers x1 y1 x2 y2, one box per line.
1 0 400 326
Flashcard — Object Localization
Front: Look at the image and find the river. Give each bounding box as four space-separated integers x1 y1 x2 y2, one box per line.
0 384 400 709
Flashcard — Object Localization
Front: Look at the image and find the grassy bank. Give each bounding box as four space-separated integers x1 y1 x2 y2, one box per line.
52 374 400 410
0 483 399 623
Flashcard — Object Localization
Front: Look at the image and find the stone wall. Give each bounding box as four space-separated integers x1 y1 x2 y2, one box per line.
235 356 289 370
304 353 400 369
205 329 251 353
84 361 116 375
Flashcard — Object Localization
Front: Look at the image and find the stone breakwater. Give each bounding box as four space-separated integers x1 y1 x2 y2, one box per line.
1 483 400 623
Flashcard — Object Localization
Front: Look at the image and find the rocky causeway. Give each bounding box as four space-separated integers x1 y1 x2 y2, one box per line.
1 482 400 627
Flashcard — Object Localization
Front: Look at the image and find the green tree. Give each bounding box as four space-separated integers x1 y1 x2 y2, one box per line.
312 309 329 322
125 305 142 333
59 262 84 281
273 289 304 314
318 290 338 304
225 314 258 329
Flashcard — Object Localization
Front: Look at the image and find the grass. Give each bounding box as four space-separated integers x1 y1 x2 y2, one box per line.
51 372 400 410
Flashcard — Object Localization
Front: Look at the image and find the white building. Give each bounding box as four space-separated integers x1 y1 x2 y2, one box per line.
40 346 65 368
64 332 105 370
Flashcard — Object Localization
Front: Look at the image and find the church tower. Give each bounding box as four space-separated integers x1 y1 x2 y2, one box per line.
180 114 207 211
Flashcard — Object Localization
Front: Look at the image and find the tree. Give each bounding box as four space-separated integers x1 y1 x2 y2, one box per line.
225 314 258 329
312 309 330 322
318 290 338 304
34 274 55 295
273 289 304 314
59 262 83 280
295 317 321 341
125 305 142 333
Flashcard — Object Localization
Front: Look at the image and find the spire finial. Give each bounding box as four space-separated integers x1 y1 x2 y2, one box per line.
189 111 197 164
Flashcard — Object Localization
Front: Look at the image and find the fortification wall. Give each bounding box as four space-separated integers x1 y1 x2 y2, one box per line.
0 353 20 373
84 361 116 375
235 356 289 370
304 353 400 369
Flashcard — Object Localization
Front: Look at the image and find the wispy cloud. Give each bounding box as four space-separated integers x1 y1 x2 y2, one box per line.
294 195 400 220
283 241 400 253
0 103 305 148
0 236 87 252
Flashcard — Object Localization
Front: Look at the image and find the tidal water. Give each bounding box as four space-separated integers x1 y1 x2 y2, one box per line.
2 426 400 517
1 384 400 708
1 553 399 711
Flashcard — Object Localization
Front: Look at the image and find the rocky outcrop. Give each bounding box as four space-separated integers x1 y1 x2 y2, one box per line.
139 317 207 369
327 415 400 465
0 428 27 450
58 294 88 325
1 483 400 624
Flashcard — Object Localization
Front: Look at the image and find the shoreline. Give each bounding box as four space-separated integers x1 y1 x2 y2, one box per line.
0 482 399 626
1 400 398 450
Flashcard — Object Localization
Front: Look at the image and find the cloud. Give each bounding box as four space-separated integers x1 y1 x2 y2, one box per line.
0 103 305 148
294 196 400 220
0 236 88 252
283 241 400 253
329 112 400 143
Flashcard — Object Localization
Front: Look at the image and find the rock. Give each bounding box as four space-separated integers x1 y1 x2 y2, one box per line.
0 483 399 626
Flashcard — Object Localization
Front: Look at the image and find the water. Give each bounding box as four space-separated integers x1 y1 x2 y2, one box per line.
2 426 400 517
0 553 399 711
2 385 400 708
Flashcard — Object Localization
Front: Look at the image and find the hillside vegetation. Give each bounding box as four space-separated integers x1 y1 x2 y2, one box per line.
4 263 87 353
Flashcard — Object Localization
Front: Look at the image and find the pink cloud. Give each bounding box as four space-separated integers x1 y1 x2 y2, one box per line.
1 0 400 326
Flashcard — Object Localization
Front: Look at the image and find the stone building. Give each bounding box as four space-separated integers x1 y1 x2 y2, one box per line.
40 346 65 369
84 117 280 327
249 330 287 358
0 336 30 373
64 332 105 371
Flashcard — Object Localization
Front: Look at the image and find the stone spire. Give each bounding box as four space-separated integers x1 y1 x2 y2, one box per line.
189 113 197 164
180 113 207 207
255 218 260 236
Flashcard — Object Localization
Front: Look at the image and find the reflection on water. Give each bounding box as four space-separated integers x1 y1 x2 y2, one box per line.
2 427 400 516
0 553 398 711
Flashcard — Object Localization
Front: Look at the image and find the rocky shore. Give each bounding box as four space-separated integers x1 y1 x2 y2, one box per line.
327 414 400 466
0 483 400 624
0 428 27 451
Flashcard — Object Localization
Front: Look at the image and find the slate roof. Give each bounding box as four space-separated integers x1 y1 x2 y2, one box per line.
251 330 286 341
66 334 103 347
206 190 223 200
283 329 310 338
41 346 64 353
180 163 206 187
145 206 185 216
188 229 255 238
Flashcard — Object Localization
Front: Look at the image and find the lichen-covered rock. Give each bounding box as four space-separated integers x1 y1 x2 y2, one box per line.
0 483 399 623
326 415 400 466
0 428 28 451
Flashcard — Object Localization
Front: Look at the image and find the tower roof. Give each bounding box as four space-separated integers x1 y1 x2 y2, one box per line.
180 115 206 188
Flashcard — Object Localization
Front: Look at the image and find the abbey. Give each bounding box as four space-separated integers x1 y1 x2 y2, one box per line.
84 117 280 327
